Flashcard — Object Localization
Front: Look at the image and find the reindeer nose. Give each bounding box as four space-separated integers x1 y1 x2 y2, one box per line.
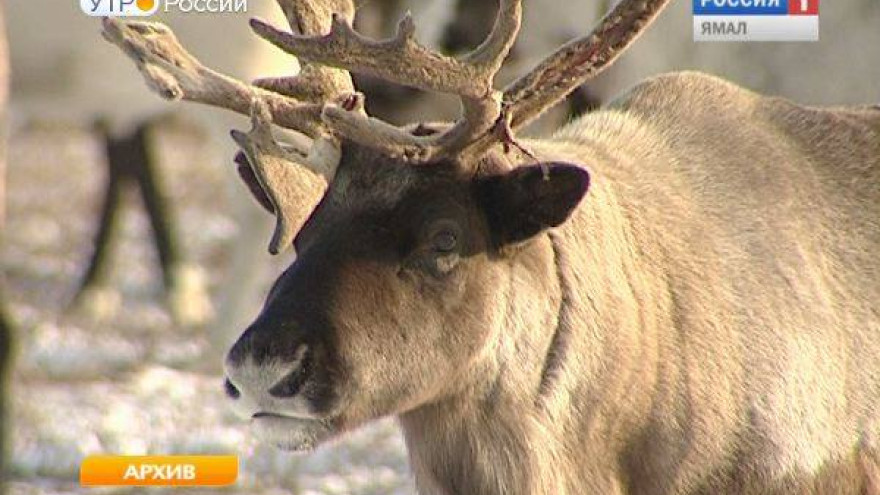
223 344 312 421
223 317 312 412
224 377 240 399
225 319 303 368
224 361 310 401
267 351 312 398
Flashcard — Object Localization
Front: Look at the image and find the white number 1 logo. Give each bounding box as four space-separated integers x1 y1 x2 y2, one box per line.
800 0 808 11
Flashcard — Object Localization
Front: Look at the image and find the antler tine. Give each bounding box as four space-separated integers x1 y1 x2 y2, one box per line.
102 0 363 143
251 0 523 161
503 0 671 130
470 0 671 158
231 99 331 254
251 3 518 101
101 18 326 139
254 0 355 104
229 0 365 254
462 0 671 158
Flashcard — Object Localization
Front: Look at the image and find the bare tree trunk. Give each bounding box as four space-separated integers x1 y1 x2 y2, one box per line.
0 1 12 490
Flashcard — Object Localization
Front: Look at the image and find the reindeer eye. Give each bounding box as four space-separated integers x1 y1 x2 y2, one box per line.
414 221 462 277
431 230 458 253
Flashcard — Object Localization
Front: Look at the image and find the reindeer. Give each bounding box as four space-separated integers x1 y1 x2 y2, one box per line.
103 0 880 493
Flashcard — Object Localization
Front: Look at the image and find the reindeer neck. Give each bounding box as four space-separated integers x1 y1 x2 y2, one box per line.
396 232 573 495
398 133 674 494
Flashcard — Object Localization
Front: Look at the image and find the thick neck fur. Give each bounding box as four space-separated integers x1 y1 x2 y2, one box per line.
398 160 669 495
399 231 568 495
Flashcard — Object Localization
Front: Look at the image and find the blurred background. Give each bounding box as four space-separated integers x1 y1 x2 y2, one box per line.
0 0 878 494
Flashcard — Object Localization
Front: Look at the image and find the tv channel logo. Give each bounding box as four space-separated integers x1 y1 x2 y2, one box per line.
81 0 161 16
81 0 248 16
693 0 819 42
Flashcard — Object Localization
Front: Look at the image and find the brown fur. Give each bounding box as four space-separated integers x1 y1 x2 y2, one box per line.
226 71 880 494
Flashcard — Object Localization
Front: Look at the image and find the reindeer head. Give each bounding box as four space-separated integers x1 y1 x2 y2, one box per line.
103 0 669 451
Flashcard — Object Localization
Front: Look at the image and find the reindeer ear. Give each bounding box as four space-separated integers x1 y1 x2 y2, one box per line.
478 163 590 246
235 151 275 214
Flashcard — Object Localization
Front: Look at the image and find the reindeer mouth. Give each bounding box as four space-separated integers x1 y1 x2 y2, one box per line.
250 411 335 452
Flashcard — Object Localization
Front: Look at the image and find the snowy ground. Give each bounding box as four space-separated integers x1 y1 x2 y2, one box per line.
3 122 415 494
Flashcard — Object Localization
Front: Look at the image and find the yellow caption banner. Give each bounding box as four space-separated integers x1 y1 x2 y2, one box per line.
80 455 238 486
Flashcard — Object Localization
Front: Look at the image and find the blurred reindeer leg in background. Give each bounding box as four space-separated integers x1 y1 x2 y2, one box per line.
129 120 213 326
71 118 212 325
69 120 126 320
0 2 11 490
8 1 297 357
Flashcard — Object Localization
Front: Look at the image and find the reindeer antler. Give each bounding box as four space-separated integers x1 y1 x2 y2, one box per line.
253 0 355 106
101 18 328 139
251 0 522 161
103 0 670 253
467 0 672 156
504 0 670 129
102 0 362 254
247 0 669 162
